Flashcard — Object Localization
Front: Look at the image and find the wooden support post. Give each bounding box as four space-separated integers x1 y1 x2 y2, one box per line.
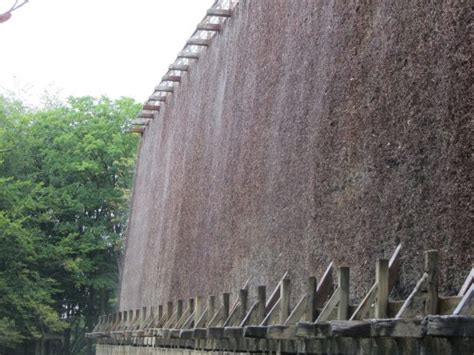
223 293 230 321
142 307 147 324
128 310 133 324
167 301 173 320
257 286 266 323
338 267 350 320
280 278 291 324
305 276 317 322
208 295 216 320
239 289 248 320
177 300 183 319
375 259 389 318
158 305 163 319
162 75 181 82
189 298 195 312
195 296 203 324
425 250 439 314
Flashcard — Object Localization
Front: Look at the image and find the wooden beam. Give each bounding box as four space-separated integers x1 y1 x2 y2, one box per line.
162 75 181 82
129 127 144 134
453 284 473 315
280 278 291 323
154 85 174 93
186 38 211 46
375 259 389 318
257 285 266 323
137 113 154 119
426 315 474 337
338 267 350 320
142 104 160 111
206 8 232 17
168 64 189 71
458 268 474 296
197 23 222 31
177 51 200 59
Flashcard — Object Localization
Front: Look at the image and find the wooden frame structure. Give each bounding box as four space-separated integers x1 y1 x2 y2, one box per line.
88 246 474 354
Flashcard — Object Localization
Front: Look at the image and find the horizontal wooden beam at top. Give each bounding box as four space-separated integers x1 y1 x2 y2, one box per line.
142 104 160 111
162 75 181 82
186 38 211 46
148 95 167 102
207 8 232 17
177 51 200 59
196 23 222 32
169 64 190 71
154 85 174 93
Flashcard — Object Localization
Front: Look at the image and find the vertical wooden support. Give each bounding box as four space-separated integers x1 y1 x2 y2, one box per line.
167 301 173 320
257 286 266 323
123 311 127 323
280 278 291 323
208 295 216 320
305 276 317 322
338 267 350 320
425 250 439 314
158 305 163 320
128 310 133 324
223 293 230 320
189 298 195 312
239 289 248 320
177 300 184 319
135 309 140 324
195 296 203 324
142 306 147 325
375 259 389 318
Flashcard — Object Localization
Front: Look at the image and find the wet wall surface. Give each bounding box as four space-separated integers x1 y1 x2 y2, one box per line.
119 0 472 309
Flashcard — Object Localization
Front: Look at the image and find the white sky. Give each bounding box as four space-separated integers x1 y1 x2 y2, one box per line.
0 0 212 106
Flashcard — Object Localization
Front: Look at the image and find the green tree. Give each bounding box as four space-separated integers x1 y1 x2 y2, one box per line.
0 95 140 354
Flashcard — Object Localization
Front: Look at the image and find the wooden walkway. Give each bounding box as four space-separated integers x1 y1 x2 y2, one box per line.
88 246 474 354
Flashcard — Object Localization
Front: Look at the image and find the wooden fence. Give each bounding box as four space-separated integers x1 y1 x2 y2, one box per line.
88 245 473 354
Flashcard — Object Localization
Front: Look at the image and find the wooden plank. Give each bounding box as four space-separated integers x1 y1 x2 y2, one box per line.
168 64 189 71
137 112 155 119
128 127 144 134
338 267 350 320
206 8 232 17
330 320 371 337
196 23 222 31
280 278 291 324
350 244 401 320
267 325 296 339
154 85 174 93
162 75 181 82
370 318 423 338
295 322 331 338
186 38 211 46
195 296 203 325
177 51 200 59
426 315 474 337
453 284 473 315
256 285 266 323
375 259 389 318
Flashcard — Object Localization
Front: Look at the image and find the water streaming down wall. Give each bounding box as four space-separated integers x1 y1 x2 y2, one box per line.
119 0 472 311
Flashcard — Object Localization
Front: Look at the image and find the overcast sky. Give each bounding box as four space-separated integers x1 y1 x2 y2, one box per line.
0 0 212 105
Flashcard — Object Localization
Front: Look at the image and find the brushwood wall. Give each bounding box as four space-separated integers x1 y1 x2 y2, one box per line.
119 0 472 310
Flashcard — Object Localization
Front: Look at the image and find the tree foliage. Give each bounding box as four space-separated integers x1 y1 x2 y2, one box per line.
0 95 140 353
